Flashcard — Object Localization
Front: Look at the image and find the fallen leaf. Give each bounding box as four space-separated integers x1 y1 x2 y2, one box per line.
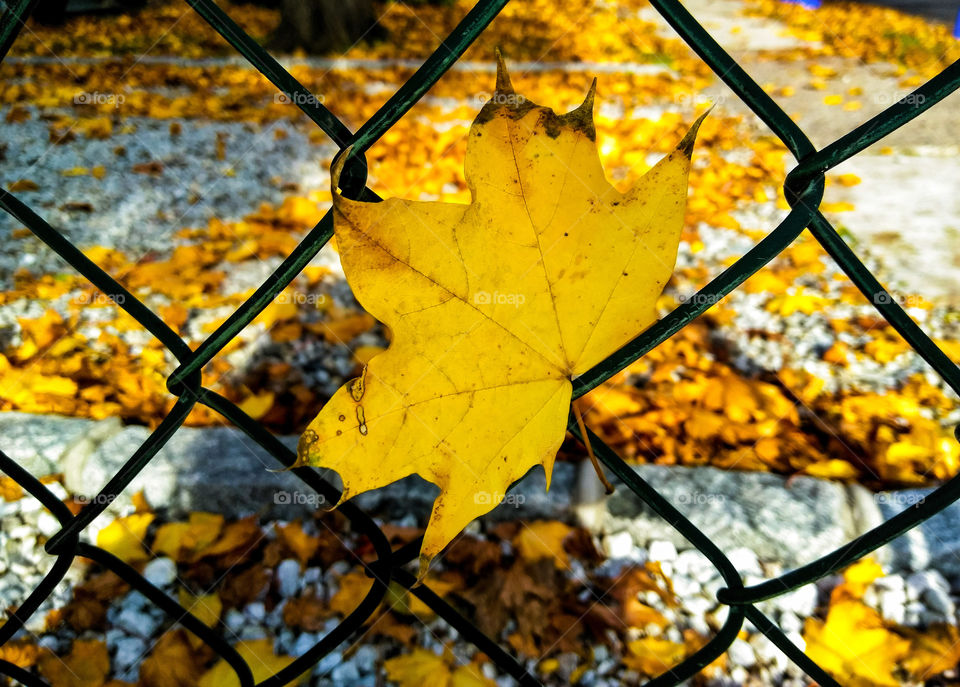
803 600 910 687
191 516 261 561
297 54 704 576
8 178 39 191
329 569 373 617
197 638 307 687
237 390 275 420
0 640 39 668
275 520 321 565
139 630 206 687
132 160 164 175
900 623 960 680
37 639 109 687
513 520 572 568
152 513 223 562
178 588 222 648
623 636 687 677
384 648 495 687
282 589 327 631
96 512 155 563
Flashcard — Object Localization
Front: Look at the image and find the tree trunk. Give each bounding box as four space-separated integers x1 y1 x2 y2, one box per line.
273 0 385 54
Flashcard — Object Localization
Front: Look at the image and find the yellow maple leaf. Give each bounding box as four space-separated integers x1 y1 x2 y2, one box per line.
297 54 705 576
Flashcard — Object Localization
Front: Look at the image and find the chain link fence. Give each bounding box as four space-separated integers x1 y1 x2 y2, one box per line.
2 0 960 685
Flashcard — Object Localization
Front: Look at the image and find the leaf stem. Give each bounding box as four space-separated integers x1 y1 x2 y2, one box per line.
572 399 614 494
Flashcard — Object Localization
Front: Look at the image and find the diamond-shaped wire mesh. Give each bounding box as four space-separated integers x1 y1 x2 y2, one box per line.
1 0 960 685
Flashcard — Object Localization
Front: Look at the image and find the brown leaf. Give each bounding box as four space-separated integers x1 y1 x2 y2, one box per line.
132 161 164 175
275 520 321 565
63 571 129 632
444 535 503 575
218 565 270 609
37 639 109 687
138 630 206 687
282 590 327 632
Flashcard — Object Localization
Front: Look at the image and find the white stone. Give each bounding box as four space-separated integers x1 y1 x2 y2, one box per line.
876 582 907 625
292 632 317 657
750 633 782 667
36 511 61 538
648 540 677 562
224 608 246 634
778 611 803 635
302 566 322 586
776 585 817 618
675 549 713 582
684 596 714 619
602 531 635 560
315 651 343 676
906 570 949 599
785 631 806 653
353 645 378 673
671 575 700 599
114 637 146 670
105 628 124 650
116 606 161 638
37 635 61 652
275 559 301 599
142 557 177 587
905 600 926 625
727 638 756 668
727 547 761 575
244 601 266 623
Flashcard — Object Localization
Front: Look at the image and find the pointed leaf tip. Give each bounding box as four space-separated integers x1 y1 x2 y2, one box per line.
494 48 514 95
580 77 597 112
677 105 712 157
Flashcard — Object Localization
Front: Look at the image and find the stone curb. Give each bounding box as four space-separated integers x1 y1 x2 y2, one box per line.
0 411 954 574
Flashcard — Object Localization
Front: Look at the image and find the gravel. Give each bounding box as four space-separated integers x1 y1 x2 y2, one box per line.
142 557 177 587
0 111 336 290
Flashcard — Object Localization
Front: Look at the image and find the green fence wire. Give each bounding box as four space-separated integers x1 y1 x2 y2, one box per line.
1 0 960 685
